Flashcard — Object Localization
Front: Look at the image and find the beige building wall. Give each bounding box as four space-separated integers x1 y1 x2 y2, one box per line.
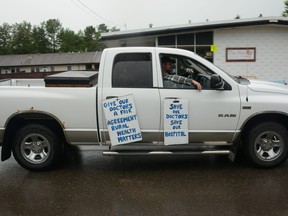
214 26 288 81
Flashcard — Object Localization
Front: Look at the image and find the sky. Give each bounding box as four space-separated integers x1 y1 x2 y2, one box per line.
0 0 286 31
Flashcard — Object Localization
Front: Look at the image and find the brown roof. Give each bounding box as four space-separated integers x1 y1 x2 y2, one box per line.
0 51 102 67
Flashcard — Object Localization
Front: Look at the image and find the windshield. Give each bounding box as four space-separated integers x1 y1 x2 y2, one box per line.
213 64 250 85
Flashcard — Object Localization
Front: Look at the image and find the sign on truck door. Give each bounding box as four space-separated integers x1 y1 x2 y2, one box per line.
158 53 240 144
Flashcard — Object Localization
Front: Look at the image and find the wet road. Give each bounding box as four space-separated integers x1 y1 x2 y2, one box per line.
1 145 288 216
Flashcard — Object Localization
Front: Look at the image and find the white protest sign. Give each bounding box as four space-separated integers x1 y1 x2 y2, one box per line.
164 98 189 145
102 94 142 146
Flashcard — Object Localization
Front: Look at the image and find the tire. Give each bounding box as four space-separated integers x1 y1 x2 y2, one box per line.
12 124 62 171
244 122 288 168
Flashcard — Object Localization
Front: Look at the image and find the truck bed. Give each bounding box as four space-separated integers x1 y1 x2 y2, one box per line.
0 71 98 88
0 79 45 87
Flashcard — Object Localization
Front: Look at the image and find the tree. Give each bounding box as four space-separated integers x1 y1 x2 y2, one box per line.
59 28 85 52
0 19 118 55
110 26 120 32
95 24 110 51
32 24 50 53
11 21 33 54
0 23 13 55
83 26 98 51
44 19 63 52
283 0 288 17
97 23 109 33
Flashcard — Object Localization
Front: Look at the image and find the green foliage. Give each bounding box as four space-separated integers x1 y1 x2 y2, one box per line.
32 24 50 53
11 21 33 54
283 0 288 17
84 26 99 51
0 20 119 55
60 29 85 52
44 19 62 53
0 23 13 55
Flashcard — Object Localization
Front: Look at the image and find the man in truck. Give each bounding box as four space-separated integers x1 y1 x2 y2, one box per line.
161 56 202 90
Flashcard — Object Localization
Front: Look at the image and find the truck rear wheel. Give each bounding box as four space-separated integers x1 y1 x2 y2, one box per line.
244 122 288 168
12 124 62 171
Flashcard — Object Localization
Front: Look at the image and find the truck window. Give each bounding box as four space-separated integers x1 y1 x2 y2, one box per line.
160 54 216 90
112 53 153 88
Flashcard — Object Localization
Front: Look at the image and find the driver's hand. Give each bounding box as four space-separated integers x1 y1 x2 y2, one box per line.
192 80 202 91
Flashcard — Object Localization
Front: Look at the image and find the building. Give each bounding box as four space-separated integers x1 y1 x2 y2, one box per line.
0 51 102 75
101 16 288 82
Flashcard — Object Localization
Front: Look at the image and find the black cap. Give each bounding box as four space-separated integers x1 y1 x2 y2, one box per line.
161 56 175 64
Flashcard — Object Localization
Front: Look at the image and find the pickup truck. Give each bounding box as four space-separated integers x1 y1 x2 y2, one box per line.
1 47 288 171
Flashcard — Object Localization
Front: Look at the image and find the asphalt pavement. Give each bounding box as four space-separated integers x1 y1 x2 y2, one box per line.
1 145 288 216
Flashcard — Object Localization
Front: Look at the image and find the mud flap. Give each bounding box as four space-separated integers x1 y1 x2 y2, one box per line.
1 142 12 161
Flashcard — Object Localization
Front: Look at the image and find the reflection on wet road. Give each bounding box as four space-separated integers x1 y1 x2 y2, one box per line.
1 145 288 216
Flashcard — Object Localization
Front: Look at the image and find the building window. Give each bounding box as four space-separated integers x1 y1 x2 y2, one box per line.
3 68 10 74
41 67 48 72
51 66 55 72
67 65 72 70
196 32 213 45
157 31 214 62
86 64 93 70
158 35 176 46
195 46 213 62
178 33 195 45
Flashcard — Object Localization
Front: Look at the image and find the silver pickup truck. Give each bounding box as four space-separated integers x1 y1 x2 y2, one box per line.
1 47 288 171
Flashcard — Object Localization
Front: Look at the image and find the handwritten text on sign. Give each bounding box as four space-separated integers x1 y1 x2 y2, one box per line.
102 95 142 146
164 99 189 145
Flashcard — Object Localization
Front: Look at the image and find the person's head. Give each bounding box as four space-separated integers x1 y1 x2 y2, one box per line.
161 56 175 73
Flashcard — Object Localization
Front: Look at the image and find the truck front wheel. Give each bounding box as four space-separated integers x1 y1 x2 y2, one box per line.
244 122 288 168
12 124 62 171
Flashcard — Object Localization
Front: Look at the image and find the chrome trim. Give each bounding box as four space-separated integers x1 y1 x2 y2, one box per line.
101 129 236 144
65 129 99 144
102 150 230 156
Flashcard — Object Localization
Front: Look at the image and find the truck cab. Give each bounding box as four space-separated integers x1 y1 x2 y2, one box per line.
99 47 241 145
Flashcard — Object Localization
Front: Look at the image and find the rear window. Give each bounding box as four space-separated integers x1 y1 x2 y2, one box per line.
112 53 153 88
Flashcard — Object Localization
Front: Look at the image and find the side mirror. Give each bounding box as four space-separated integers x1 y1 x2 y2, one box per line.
210 74 224 89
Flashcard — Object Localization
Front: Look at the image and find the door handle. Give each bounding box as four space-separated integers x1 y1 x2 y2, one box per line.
106 96 118 100
165 97 180 103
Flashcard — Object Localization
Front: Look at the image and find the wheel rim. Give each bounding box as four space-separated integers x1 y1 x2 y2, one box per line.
254 131 284 162
20 133 51 164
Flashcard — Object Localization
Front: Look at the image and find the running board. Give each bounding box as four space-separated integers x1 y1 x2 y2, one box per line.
102 150 230 156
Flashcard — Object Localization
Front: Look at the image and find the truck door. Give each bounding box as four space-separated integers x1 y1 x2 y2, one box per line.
100 50 161 145
157 52 241 144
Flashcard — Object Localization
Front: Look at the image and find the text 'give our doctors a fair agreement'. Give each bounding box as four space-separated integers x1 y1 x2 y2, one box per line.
102 95 142 146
